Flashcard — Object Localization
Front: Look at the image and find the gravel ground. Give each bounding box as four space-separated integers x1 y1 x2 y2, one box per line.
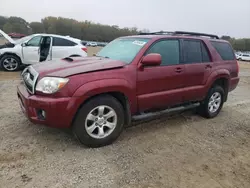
0 63 250 188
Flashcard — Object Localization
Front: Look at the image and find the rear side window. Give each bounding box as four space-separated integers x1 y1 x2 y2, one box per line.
146 40 180 66
201 42 211 62
52 37 77 46
211 41 235 60
183 40 202 63
183 40 211 63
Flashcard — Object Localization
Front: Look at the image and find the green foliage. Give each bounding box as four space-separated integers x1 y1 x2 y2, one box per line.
0 15 139 42
3 16 30 34
39 16 138 42
222 37 250 51
29 22 44 33
0 15 249 50
0 16 7 30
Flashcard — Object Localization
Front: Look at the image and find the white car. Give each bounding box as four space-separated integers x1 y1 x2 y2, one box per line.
0 30 88 71
236 53 250 61
87 42 97 47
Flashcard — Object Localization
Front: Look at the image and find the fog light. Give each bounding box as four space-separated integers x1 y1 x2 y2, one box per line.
37 109 46 120
41 110 46 119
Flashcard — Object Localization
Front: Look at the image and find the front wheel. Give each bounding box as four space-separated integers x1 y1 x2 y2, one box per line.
0 54 21 71
198 85 225 118
72 95 125 148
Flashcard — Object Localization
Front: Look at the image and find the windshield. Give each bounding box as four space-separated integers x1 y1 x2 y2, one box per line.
15 35 35 44
96 38 150 64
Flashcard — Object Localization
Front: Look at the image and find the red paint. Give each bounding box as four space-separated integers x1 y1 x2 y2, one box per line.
141 53 162 66
81 47 87 53
8 32 26 38
17 34 240 128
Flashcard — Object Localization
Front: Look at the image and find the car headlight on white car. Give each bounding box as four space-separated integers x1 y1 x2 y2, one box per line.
36 77 69 94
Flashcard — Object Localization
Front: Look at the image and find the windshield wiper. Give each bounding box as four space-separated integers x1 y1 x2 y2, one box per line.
95 55 109 59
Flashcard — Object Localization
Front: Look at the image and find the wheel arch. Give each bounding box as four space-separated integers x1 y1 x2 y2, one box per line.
0 52 22 64
70 78 137 128
68 54 81 57
0 52 23 71
72 91 132 128
210 77 229 102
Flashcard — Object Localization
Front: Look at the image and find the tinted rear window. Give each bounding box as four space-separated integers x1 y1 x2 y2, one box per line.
182 40 211 63
53 37 77 46
211 41 235 60
183 40 202 63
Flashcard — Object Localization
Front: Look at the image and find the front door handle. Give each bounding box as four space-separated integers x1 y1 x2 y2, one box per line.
175 67 183 73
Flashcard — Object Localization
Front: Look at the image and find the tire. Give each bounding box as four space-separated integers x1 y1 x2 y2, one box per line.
0 54 21 71
239 58 242 61
198 85 225 118
72 95 125 148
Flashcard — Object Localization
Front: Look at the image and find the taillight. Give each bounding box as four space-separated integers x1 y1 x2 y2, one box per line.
81 47 87 53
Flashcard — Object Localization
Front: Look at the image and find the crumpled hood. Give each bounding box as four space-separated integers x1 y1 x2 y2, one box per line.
0 29 15 44
31 57 126 78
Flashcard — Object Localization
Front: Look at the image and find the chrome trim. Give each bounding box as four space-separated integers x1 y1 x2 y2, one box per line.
21 66 39 94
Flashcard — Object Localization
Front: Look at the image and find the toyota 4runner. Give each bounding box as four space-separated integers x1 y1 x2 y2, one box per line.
17 31 239 148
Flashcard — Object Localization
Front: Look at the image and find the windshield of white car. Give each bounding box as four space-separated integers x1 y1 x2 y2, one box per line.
15 35 35 44
96 38 150 64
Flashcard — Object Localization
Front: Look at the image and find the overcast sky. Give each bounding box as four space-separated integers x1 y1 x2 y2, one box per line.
1 0 250 38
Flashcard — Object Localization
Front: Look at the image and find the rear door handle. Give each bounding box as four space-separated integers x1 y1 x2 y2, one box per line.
205 64 212 69
175 67 183 73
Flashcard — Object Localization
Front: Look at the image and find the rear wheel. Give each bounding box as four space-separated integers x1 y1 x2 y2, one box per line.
72 95 125 148
198 85 225 118
0 54 21 71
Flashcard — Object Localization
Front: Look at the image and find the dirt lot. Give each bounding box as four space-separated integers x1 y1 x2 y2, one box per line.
0 60 250 188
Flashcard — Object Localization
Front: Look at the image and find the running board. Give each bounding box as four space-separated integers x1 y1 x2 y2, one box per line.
132 103 200 121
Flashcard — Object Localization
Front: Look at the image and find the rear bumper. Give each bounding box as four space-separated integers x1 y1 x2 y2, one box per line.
229 77 240 92
17 84 81 128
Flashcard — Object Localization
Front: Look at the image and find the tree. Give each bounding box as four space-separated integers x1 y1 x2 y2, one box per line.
1 14 249 50
3 22 13 33
30 22 44 33
221 35 231 41
0 16 7 30
7 16 30 34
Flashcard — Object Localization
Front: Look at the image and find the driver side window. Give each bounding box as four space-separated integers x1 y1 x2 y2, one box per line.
146 40 180 66
26 36 42 47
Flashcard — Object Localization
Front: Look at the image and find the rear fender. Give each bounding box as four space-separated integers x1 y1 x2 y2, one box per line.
205 69 230 98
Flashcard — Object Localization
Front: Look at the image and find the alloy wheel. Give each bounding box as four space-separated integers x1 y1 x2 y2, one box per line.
208 92 222 113
85 105 117 139
2 58 18 71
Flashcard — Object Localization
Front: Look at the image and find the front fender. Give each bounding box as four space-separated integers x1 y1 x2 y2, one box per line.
0 48 23 62
73 78 137 113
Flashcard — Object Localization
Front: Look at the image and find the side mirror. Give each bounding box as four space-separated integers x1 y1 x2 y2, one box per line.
141 53 161 66
21 43 27 47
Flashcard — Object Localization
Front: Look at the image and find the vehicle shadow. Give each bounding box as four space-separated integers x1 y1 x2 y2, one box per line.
28 108 201 149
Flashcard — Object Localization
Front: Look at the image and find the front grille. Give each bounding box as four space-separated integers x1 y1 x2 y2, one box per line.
21 66 39 94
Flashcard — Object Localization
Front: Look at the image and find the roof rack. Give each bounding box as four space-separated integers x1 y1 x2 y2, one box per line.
139 30 219 39
174 31 219 39
139 31 174 35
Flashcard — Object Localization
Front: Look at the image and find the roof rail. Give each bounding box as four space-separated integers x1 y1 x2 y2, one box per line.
174 31 219 39
139 31 174 35
139 30 219 39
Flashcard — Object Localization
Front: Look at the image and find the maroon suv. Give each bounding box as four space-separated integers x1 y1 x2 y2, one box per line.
17 31 239 147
